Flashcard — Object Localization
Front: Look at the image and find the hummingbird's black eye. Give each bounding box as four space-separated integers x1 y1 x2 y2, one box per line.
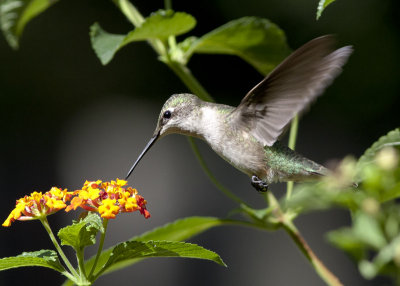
163 110 171 119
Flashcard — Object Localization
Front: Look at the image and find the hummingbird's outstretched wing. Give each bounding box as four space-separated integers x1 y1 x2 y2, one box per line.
230 35 353 147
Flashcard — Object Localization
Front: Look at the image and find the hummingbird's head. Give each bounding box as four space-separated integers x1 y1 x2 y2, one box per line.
154 93 200 138
125 93 199 179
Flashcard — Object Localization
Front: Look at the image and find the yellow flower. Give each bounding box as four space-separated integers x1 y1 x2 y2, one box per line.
45 197 67 210
82 180 102 190
67 179 150 219
116 179 128 187
78 188 100 201
3 188 70 227
87 188 100 200
2 202 27 227
3 179 150 226
124 197 138 212
98 199 120 219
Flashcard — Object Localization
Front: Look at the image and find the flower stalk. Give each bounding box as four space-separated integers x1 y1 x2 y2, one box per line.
286 115 299 199
89 218 109 280
282 220 343 286
40 217 79 278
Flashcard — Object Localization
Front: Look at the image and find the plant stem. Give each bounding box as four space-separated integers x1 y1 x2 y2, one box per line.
282 220 343 286
112 0 166 56
188 137 247 205
286 115 299 199
40 217 79 277
164 0 172 10
76 248 88 282
288 115 299 150
113 1 211 101
89 218 109 280
164 0 177 50
166 61 213 102
266 192 343 286
112 0 144 26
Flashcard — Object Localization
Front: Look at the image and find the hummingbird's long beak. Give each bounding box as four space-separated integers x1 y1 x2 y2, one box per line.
125 130 160 180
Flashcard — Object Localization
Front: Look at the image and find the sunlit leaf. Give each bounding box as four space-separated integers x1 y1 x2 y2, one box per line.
123 9 196 44
185 17 290 75
90 10 196 65
58 212 103 250
71 216 234 284
90 22 125 65
0 0 60 49
0 249 65 273
93 240 225 278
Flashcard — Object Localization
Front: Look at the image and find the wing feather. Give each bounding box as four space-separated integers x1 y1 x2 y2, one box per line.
230 35 353 146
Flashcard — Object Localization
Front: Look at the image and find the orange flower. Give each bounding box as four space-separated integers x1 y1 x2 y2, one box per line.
65 179 150 219
98 198 120 219
3 179 150 226
3 187 72 227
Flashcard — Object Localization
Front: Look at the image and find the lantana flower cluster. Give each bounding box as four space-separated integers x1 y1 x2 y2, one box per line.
3 187 72 227
3 179 150 227
66 179 150 219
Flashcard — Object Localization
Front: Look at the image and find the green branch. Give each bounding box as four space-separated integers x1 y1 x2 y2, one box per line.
165 61 213 102
89 218 109 281
76 248 88 282
266 192 343 286
286 115 299 199
187 137 247 205
282 221 343 286
40 217 79 279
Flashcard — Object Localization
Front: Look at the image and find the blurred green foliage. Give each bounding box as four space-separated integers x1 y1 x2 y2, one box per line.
287 128 400 283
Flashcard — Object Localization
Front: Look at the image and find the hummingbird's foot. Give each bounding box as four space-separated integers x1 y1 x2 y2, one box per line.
251 176 269 193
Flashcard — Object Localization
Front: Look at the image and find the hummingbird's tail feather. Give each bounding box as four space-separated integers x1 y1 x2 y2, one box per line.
308 164 330 176
264 141 330 183
309 165 359 188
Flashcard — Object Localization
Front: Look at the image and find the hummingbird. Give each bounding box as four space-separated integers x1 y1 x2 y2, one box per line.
125 35 353 192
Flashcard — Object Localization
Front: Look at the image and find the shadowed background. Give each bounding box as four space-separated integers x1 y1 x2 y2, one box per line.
0 0 399 285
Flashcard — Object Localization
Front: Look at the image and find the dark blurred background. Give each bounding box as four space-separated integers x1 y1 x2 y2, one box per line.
0 0 399 285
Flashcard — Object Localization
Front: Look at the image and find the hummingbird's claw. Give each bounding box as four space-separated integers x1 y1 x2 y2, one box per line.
251 176 269 193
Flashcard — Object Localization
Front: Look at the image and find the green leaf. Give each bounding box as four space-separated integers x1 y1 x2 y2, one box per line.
123 9 196 43
0 249 65 273
353 212 387 250
286 180 363 213
95 240 225 277
356 128 400 179
58 212 103 250
237 204 282 229
328 203 400 281
327 228 365 260
186 17 290 75
90 10 196 65
359 235 400 279
90 22 126 65
81 216 233 279
328 211 387 260
135 216 230 242
0 0 60 49
316 0 336 20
